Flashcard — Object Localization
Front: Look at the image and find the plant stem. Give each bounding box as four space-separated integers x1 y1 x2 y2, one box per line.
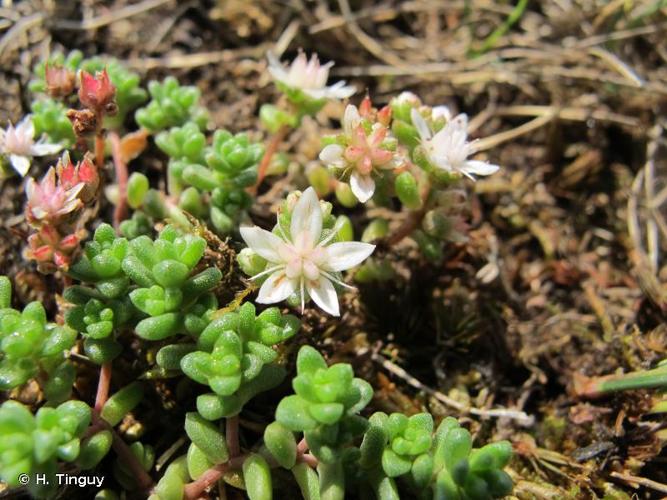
226 415 240 458
251 124 289 194
94 362 112 413
574 366 667 398
296 437 309 456
94 111 105 170
183 436 318 499
110 131 128 229
183 456 245 500
387 207 427 246
299 453 319 468
386 179 432 246
90 410 154 492
111 425 154 491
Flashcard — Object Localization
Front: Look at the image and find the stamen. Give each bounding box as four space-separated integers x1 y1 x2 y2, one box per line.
249 265 284 281
300 278 305 313
321 271 356 291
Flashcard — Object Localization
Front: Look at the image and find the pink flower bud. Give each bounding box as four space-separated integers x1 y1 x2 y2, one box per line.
78 69 117 115
45 63 76 98
56 152 99 202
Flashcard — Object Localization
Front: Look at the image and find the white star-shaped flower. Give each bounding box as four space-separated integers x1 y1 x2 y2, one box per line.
0 116 62 176
240 187 375 316
267 52 355 101
411 108 499 180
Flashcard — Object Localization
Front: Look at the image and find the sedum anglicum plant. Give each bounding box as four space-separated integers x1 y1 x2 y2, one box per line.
1 49 515 500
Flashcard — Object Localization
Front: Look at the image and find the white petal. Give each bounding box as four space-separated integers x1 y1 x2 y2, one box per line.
349 172 375 203
18 116 35 139
290 187 322 245
343 104 361 135
266 52 289 83
450 113 468 131
9 155 30 176
307 277 340 316
257 271 297 304
31 142 62 156
463 160 500 177
240 226 285 263
304 81 355 100
319 144 344 165
324 241 375 271
410 108 431 141
431 105 451 122
25 177 37 200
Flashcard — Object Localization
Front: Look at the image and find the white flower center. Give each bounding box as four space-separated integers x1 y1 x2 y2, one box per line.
280 231 325 282
287 55 330 90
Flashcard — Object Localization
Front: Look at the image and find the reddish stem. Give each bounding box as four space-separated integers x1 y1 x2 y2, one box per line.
251 125 289 194
387 207 427 246
94 111 105 170
182 435 319 499
299 453 319 468
94 362 112 413
296 437 309 456
226 415 240 458
183 456 244 500
90 410 154 492
386 179 432 246
110 132 128 230
111 425 154 491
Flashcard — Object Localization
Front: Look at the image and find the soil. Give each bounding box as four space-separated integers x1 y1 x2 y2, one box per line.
1 1 666 499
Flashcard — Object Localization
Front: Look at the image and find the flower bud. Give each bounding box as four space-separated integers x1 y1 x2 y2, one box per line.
362 219 388 243
78 69 117 115
395 171 421 209
45 63 76 98
335 182 358 208
306 164 331 197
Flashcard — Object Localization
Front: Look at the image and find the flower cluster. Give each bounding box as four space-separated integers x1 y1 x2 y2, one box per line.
319 93 500 209
238 187 375 316
29 51 147 151
260 51 356 133
268 51 355 103
320 98 398 202
24 152 99 272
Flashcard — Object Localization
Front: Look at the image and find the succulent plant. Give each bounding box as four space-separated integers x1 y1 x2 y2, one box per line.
135 77 208 132
0 400 105 498
0 277 76 400
182 302 299 419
